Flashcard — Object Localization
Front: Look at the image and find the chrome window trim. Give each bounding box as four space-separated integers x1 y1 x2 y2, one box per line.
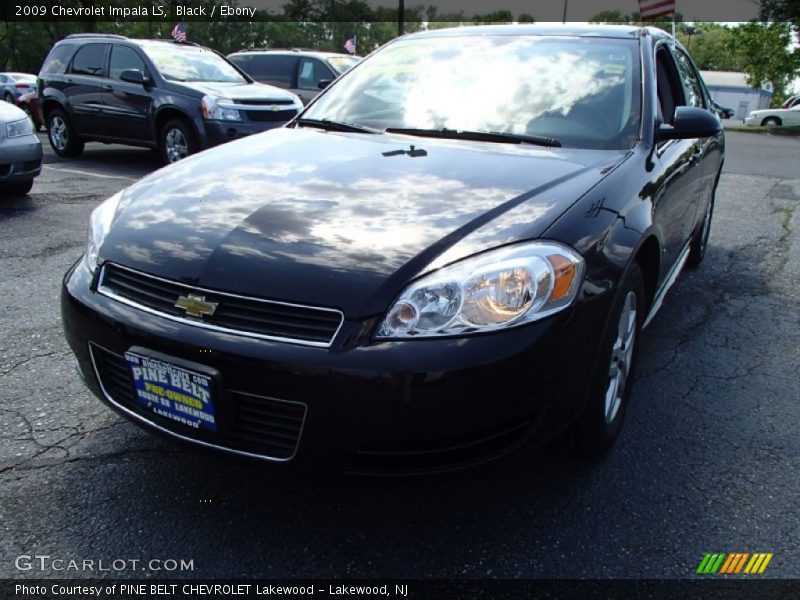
97 263 344 348
88 341 307 462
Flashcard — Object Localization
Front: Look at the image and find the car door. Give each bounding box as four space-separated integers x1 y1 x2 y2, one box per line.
294 57 335 104
672 47 723 220
65 43 110 136
103 45 156 143
651 44 706 274
785 105 800 125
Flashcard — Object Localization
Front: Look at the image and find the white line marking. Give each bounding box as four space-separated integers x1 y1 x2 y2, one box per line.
43 165 138 181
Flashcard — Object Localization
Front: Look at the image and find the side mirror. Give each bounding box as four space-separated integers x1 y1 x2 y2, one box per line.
317 79 332 90
657 106 721 141
120 69 150 86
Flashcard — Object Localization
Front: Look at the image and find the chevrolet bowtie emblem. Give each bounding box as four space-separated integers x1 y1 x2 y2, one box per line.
175 294 218 318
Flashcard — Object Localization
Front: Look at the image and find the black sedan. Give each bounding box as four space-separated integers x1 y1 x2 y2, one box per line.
62 25 724 475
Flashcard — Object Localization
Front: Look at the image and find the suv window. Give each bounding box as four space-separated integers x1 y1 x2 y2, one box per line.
41 44 76 75
297 58 330 90
251 55 297 86
110 46 147 80
673 49 705 108
70 44 108 77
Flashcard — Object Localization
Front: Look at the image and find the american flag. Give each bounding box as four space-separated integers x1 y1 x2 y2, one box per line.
171 21 188 43
638 0 676 21
344 35 357 55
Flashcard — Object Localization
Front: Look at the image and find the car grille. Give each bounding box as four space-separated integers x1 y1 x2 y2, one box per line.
98 264 343 347
89 343 306 460
245 109 297 122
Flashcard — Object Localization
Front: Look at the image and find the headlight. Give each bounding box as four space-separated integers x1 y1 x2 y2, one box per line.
201 95 241 121
6 117 33 138
377 241 584 339
85 191 123 273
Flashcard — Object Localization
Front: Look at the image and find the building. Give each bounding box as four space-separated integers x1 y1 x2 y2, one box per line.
699 71 773 120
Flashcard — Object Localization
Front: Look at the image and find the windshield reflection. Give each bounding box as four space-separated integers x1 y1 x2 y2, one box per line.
306 35 641 150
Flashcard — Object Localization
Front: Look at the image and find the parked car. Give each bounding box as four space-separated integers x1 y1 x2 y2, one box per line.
62 24 723 474
0 72 38 103
711 100 734 119
780 95 799 109
38 34 303 164
744 105 800 127
15 91 43 131
0 101 42 196
227 49 360 104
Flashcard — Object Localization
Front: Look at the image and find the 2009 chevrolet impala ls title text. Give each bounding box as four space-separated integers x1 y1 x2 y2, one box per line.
62 25 724 474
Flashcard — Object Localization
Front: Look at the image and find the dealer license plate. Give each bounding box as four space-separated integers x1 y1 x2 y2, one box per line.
124 351 217 432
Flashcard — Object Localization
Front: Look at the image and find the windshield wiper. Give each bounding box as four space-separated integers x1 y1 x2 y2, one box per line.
295 118 381 134
384 127 561 148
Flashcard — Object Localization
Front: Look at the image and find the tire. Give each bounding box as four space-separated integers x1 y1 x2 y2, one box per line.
3 93 13 103
570 263 646 458
4 179 34 196
686 172 719 269
160 118 198 165
47 109 84 157
762 117 781 127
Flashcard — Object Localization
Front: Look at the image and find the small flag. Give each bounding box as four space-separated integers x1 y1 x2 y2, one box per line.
344 35 357 55
638 0 676 21
171 21 188 43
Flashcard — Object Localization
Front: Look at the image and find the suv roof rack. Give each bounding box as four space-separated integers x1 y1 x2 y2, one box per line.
65 33 128 40
235 47 324 53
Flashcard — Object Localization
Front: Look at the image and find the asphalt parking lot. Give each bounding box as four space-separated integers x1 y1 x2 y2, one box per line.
1 131 798 579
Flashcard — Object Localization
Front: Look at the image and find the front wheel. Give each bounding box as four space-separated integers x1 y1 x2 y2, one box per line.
3 93 13 103
762 117 781 127
160 119 198 165
570 263 645 458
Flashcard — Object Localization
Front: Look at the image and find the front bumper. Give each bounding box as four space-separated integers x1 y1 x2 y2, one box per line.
194 117 292 150
0 134 42 182
62 259 612 474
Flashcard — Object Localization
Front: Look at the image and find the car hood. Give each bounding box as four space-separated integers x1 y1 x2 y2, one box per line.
168 80 297 102
0 100 28 123
101 128 628 317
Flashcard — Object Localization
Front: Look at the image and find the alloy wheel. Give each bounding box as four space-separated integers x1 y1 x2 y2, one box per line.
165 128 189 163
49 116 68 151
604 291 637 424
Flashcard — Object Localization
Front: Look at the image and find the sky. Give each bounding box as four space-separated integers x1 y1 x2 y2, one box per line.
241 0 763 22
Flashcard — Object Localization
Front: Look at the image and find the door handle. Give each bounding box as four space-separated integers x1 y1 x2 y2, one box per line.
102 85 113 91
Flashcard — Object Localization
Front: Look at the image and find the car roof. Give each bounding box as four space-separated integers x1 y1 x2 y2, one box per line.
402 23 657 40
230 49 356 60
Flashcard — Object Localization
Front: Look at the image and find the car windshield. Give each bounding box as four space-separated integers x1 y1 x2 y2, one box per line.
326 56 360 74
10 73 36 82
143 43 246 83
304 35 642 150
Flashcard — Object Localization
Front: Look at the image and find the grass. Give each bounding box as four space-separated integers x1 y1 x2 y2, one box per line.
725 124 800 136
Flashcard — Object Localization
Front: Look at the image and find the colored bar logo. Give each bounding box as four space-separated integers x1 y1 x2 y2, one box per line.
697 553 773 574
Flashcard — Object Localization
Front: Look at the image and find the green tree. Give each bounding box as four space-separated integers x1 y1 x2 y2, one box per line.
726 21 800 103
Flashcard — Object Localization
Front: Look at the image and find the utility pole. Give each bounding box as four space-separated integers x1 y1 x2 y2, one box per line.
399 0 405 36
562 0 568 24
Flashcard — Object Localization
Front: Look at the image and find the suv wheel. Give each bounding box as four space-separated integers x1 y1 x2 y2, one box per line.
160 119 197 165
47 109 84 157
